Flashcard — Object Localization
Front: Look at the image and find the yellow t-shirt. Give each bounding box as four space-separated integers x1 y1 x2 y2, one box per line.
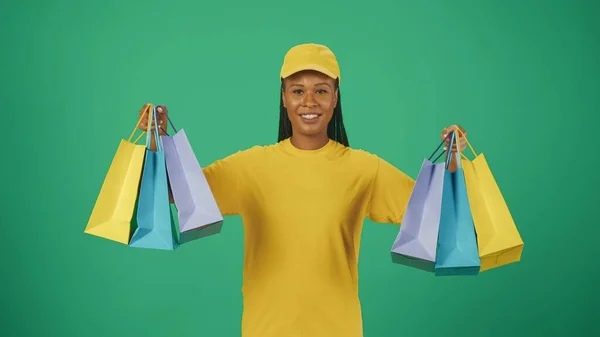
202 138 415 337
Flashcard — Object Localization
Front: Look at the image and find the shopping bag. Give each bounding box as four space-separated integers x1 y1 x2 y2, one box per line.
160 114 223 244
434 131 481 276
84 107 149 245
458 130 524 272
391 135 449 272
129 105 179 251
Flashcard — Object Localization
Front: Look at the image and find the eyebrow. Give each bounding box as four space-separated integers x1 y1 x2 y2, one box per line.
288 82 332 88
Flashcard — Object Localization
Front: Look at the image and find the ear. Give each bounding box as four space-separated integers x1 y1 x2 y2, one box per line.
280 79 288 108
281 89 287 108
334 88 339 107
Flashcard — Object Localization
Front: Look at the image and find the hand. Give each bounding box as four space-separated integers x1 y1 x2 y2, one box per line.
441 124 467 152
137 103 169 135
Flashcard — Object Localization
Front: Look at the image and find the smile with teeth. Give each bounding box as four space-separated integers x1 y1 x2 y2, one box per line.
300 113 321 120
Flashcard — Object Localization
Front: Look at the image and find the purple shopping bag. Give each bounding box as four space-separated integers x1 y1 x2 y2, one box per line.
391 135 449 272
160 115 223 244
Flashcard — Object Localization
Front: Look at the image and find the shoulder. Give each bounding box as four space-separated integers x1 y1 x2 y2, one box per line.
218 142 286 168
333 144 384 178
343 145 382 165
342 145 409 180
222 144 268 161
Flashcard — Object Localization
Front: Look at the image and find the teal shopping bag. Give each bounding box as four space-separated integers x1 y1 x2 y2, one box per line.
129 105 179 251
434 131 481 276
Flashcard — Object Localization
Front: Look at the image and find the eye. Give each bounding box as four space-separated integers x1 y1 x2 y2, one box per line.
316 89 328 94
292 89 304 95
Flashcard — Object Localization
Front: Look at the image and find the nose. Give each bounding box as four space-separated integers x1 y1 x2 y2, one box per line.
302 92 318 107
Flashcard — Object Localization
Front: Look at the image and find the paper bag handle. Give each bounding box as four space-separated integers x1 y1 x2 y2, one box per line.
146 105 163 151
454 128 477 160
127 105 153 144
428 132 453 163
444 131 463 169
158 108 178 136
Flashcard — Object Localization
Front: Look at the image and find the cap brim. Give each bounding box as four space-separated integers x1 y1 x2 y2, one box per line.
280 63 338 81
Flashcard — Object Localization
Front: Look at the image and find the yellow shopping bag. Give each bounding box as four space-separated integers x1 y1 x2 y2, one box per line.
458 130 524 272
84 106 151 245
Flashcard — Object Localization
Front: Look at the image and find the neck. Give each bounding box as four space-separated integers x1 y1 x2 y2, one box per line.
290 133 330 150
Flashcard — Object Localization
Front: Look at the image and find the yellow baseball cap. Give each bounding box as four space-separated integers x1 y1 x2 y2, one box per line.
280 43 341 84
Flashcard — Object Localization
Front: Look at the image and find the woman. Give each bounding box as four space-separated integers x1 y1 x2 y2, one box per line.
138 43 467 337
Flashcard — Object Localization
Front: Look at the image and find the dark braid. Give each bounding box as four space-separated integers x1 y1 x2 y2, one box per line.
278 79 349 146
278 85 293 143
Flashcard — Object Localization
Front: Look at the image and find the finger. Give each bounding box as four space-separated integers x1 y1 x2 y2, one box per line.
441 125 451 139
138 115 159 130
137 104 152 129
158 107 169 130
140 107 157 129
158 112 166 125
139 122 156 130
138 117 148 129
444 126 458 137
141 123 157 131
442 131 453 142
157 105 169 117
454 125 467 136
148 115 158 130
444 130 458 142
139 103 152 116
449 125 466 136
158 106 168 120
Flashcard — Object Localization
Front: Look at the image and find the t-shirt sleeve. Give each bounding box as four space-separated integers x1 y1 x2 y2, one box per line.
366 157 416 225
202 152 244 216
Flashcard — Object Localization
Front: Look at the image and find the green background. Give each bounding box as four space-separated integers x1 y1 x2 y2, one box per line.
2 0 598 336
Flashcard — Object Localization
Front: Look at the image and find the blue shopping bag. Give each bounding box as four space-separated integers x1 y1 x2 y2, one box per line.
129 105 179 251
391 135 450 272
434 131 481 276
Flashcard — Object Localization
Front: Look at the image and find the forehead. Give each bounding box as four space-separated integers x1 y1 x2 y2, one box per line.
284 70 335 85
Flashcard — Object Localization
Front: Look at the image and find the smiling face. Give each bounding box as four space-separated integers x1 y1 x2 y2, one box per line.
282 70 338 139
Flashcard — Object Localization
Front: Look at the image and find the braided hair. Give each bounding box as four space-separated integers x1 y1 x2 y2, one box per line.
277 79 349 146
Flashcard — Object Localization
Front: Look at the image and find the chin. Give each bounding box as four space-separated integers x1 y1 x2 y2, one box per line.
298 124 327 136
